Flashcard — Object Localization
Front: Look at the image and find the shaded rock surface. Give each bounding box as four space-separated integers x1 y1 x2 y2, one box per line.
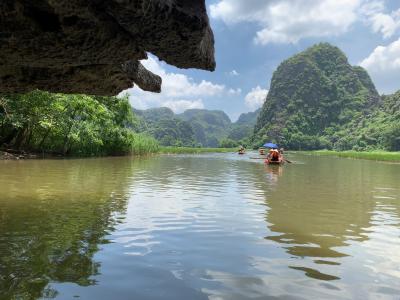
0 0 215 95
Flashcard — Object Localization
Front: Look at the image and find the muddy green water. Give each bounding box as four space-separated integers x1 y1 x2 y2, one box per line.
0 153 399 299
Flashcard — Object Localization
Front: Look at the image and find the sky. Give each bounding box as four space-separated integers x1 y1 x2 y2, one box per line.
121 0 400 121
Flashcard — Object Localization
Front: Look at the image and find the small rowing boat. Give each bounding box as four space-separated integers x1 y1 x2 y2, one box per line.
265 157 284 165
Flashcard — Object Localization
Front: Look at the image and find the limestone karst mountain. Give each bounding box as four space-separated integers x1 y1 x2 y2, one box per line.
253 43 383 150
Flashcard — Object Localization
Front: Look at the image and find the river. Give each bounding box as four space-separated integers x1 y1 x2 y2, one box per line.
0 153 399 299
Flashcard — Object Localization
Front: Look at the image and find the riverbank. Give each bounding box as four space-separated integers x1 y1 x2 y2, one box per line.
302 150 400 162
0 147 238 160
0 150 41 160
159 147 237 154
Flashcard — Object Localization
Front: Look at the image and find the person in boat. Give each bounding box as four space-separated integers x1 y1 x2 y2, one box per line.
268 148 280 162
259 148 266 155
238 145 245 154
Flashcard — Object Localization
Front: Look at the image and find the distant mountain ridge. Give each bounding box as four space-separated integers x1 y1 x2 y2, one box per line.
134 107 260 147
177 109 232 147
236 108 261 125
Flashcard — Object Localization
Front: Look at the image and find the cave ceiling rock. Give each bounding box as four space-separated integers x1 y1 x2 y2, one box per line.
0 0 215 95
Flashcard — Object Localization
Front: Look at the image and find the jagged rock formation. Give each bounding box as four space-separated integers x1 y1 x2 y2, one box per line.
253 43 381 150
0 0 215 95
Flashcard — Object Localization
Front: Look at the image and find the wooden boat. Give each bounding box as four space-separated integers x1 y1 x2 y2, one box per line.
238 150 245 155
265 157 284 165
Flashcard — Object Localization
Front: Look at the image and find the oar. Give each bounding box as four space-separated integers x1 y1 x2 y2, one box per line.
250 157 266 159
284 158 292 163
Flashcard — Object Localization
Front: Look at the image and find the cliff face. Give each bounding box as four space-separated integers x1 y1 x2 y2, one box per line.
253 43 380 149
0 0 215 95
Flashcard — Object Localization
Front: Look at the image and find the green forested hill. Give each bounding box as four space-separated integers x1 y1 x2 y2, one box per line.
134 107 175 124
134 107 258 147
133 107 196 147
335 90 400 151
252 43 390 150
134 107 233 147
236 109 261 126
135 108 233 147
178 109 232 147
226 109 260 144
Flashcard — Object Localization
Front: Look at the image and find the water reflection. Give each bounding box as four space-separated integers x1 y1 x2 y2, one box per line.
261 155 400 290
264 165 283 187
0 157 138 299
0 154 399 299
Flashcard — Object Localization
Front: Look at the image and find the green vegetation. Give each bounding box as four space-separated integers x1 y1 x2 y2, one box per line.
227 109 260 147
332 91 400 151
134 107 196 147
0 91 247 158
0 91 158 157
159 147 236 154
236 109 261 126
219 138 241 148
252 43 400 151
178 109 232 147
135 107 258 148
307 150 400 162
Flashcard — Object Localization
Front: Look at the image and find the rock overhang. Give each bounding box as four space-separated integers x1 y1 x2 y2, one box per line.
0 0 215 95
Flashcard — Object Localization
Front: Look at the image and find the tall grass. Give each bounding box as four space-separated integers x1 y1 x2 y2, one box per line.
309 150 400 162
159 147 237 154
130 134 159 155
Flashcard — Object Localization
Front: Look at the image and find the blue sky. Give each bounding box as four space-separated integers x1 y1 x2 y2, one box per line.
123 0 400 121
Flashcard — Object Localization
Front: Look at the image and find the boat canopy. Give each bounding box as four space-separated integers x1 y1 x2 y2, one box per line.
263 142 278 148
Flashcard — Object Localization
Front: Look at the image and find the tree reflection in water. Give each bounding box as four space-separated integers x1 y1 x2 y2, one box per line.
0 157 139 299
260 156 400 282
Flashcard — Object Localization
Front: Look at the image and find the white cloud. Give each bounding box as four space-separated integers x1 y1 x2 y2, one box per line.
120 56 226 111
210 0 360 45
361 0 400 38
228 70 239 76
228 88 242 95
360 37 400 93
140 56 225 98
245 86 268 110
162 99 204 114
210 0 400 44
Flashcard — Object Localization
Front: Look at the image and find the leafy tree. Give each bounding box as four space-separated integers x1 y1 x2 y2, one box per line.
219 138 239 148
0 91 158 156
